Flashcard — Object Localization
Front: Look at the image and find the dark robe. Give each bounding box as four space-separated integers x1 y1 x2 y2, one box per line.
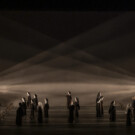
66 95 72 109
44 103 49 118
38 107 43 123
30 103 34 120
96 96 104 117
69 105 74 123
33 98 38 111
74 102 80 118
22 102 27 116
109 105 116 121
126 108 132 126
132 100 135 121
16 106 23 126
27 96 31 108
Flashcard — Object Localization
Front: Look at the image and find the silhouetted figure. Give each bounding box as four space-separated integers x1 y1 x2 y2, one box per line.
96 92 104 117
132 96 135 121
44 98 49 118
69 101 74 123
109 100 116 122
33 94 38 112
16 103 23 126
30 100 35 120
27 92 31 108
38 102 43 123
66 91 72 109
126 104 132 126
74 97 80 118
22 97 27 116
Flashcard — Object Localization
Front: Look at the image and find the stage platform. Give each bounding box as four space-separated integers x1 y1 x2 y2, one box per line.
0 106 134 135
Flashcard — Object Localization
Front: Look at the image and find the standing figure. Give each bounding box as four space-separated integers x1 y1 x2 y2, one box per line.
96 92 104 117
109 100 116 122
37 102 43 123
27 92 31 108
74 97 80 118
33 94 38 111
30 100 35 120
66 91 72 109
132 96 135 121
69 101 75 123
16 103 23 126
126 104 132 126
22 97 27 116
44 98 49 118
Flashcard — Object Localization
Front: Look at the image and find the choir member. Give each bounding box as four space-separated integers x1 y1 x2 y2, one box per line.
96 92 104 117
74 97 80 118
16 103 23 126
44 98 49 118
66 91 72 109
132 96 135 121
30 99 35 120
27 92 31 108
37 102 43 123
22 97 27 116
108 100 116 122
69 101 75 123
126 104 132 126
33 94 38 111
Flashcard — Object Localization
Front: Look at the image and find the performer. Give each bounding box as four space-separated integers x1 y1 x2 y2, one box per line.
69 101 75 123
132 96 135 121
74 97 80 118
21 97 27 116
37 102 43 123
27 92 31 108
108 100 116 122
65 91 72 109
44 98 49 118
30 100 35 120
33 94 38 111
16 103 23 126
96 92 104 117
126 104 132 126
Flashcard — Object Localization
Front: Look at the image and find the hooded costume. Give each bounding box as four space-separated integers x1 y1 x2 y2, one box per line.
109 101 116 121
16 103 23 126
96 92 104 117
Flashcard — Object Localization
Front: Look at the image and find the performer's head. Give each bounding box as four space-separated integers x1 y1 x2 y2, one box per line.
44 98 48 104
27 92 30 96
97 92 101 98
31 100 34 104
38 102 43 109
68 91 71 95
111 100 115 106
75 97 79 102
34 94 37 98
127 103 131 109
19 103 22 107
22 97 25 102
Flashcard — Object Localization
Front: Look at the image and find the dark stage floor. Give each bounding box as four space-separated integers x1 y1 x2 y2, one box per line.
0 106 135 135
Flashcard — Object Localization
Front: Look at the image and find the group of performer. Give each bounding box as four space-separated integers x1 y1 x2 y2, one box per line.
66 91 80 123
96 92 135 126
16 92 49 126
16 91 135 126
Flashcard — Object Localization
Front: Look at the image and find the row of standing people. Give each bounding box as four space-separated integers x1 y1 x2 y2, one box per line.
67 91 135 126
16 91 135 126
16 91 80 126
16 92 49 126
